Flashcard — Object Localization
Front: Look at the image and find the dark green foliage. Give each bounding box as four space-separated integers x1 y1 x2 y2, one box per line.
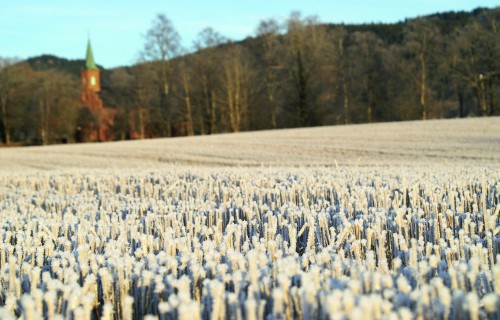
341 23 405 45
26 54 104 76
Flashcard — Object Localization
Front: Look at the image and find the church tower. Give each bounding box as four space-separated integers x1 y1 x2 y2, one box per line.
78 39 115 142
81 39 102 110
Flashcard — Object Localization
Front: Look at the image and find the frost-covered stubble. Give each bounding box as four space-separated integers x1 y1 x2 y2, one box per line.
0 167 499 319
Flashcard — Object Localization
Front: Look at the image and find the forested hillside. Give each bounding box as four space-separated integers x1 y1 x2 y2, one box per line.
1 7 499 145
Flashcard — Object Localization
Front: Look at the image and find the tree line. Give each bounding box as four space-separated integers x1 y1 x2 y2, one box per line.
1 7 499 145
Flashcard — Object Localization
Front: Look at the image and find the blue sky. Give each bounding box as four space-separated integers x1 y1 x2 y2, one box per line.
1 0 498 68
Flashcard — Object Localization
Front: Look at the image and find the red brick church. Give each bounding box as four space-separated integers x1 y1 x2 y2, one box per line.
76 40 187 142
77 40 115 142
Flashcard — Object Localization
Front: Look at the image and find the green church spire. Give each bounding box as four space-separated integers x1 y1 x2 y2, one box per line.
85 39 98 70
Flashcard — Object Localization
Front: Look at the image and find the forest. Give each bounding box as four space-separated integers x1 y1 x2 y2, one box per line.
0 7 499 145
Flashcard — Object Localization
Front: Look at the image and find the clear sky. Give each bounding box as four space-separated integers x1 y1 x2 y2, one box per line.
1 0 498 68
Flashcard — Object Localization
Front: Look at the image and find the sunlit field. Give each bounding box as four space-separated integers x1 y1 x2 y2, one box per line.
0 118 499 319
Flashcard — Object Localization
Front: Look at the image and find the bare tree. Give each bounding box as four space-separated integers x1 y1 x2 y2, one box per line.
140 14 181 136
350 32 384 123
326 27 351 124
285 12 328 127
0 58 24 145
131 63 157 139
220 45 254 132
34 70 78 144
256 19 283 129
178 57 195 136
404 19 440 120
192 27 227 134
451 13 500 116
109 68 134 140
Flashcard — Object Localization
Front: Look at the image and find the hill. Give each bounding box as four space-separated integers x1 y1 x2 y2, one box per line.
2 6 500 146
27 55 90 76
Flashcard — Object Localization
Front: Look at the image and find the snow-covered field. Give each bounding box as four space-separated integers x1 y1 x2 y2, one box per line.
0 118 499 319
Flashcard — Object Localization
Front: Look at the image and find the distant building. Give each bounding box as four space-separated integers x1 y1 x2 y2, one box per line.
76 39 187 142
77 40 115 142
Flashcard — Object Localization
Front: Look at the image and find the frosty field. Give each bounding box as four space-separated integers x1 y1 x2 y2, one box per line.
0 117 499 319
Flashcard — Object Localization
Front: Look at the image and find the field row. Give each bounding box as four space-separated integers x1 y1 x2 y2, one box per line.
0 167 498 319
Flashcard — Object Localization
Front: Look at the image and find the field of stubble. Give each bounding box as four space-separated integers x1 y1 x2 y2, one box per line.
0 118 499 319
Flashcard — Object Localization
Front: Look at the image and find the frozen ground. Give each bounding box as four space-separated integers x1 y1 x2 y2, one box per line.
0 117 499 171
0 118 499 319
